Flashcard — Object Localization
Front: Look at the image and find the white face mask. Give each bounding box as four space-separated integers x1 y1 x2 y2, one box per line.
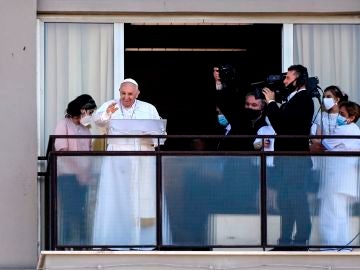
80 115 92 127
323 97 336 111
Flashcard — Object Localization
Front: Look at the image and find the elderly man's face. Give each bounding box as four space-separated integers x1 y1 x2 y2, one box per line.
245 95 263 110
119 83 139 108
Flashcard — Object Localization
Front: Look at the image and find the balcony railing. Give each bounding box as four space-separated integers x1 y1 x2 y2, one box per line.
38 134 360 251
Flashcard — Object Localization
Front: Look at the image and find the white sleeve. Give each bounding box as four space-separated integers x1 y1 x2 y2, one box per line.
92 100 113 128
322 138 337 150
149 104 161 119
310 123 318 135
310 113 323 135
322 125 348 150
313 113 321 126
254 127 264 144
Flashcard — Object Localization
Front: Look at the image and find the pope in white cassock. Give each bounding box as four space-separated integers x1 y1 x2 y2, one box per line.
92 78 164 246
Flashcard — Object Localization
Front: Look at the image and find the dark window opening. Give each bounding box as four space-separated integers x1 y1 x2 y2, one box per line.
124 24 282 147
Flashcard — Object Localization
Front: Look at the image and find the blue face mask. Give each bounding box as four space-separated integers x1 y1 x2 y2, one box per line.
336 115 348 126
218 114 229 127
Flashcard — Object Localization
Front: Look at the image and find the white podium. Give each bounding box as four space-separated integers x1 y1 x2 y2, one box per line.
109 119 167 135
107 119 167 147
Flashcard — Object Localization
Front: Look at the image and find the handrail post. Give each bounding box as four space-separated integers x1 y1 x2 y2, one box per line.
156 135 163 250
260 138 268 250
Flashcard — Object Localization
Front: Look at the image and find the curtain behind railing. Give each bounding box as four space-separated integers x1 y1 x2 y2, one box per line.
42 23 114 154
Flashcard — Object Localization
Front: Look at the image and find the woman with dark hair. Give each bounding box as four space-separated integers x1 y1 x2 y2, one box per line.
311 85 348 139
54 94 97 245
309 86 348 194
319 101 360 249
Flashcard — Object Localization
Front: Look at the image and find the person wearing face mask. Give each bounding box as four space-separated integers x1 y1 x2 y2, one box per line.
214 64 266 150
309 86 349 196
53 94 97 245
310 86 348 150
216 91 267 150
214 106 232 151
55 94 97 151
214 91 267 217
244 92 267 130
222 91 268 150
92 78 165 248
216 106 231 133
318 101 360 249
322 101 360 149
262 65 314 250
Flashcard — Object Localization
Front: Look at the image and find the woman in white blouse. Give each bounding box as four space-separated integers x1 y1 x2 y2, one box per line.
310 86 348 156
319 101 360 248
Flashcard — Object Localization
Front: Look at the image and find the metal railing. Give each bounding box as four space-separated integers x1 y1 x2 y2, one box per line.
38 134 360 251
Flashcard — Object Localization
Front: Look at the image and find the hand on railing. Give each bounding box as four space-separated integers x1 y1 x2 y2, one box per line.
309 139 325 153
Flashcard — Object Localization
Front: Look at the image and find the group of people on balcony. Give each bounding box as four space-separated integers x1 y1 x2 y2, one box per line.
310 86 360 250
213 64 360 250
53 63 360 251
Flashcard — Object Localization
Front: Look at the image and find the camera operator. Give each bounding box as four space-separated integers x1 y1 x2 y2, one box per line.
215 64 267 150
262 64 314 250
214 65 268 217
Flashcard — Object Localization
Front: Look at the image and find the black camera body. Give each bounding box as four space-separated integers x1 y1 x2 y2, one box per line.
307 76 321 100
218 64 237 88
252 73 321 103
252 73 286 103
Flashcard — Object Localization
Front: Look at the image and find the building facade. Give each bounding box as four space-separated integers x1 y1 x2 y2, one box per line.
0 0 359 268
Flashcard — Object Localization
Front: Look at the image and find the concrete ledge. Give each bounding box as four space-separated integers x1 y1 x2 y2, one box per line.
37 0 360 14
38 250 360 270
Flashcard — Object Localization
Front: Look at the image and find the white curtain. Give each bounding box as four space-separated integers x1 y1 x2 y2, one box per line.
43 23 114 153
294 24 360 103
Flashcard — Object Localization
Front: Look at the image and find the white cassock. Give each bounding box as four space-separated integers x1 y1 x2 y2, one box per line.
92 99 163 246
319 123 360 246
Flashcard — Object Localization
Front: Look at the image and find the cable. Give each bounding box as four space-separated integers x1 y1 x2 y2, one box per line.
312 106 322 125
308 232 360 252
337 232 360 251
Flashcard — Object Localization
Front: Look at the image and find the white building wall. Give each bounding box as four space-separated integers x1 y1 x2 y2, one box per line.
0 0 38 267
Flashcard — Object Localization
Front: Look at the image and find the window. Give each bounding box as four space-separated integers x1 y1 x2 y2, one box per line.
39 23 115 153
294 24 360 103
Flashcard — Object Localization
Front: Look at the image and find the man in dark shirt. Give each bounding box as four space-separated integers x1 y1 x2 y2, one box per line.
215 64 267 150
263 64 314 250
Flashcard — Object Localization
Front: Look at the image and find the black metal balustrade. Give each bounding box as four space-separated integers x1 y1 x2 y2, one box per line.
37 134 360 251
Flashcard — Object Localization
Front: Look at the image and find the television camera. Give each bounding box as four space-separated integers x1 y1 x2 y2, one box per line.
218 64 237 89
252 73 321 103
